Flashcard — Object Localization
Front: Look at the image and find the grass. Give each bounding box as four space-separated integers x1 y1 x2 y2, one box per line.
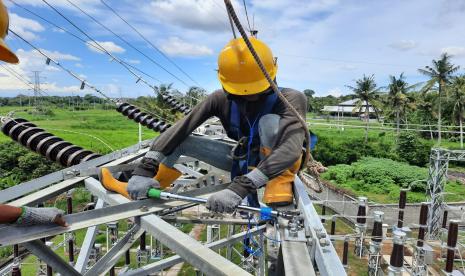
307 116 463 150
0 106 158 153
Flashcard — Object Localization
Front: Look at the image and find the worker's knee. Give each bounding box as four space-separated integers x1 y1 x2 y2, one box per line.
258 114 280 149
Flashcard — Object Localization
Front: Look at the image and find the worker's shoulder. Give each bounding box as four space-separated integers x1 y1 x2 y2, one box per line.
207 89 228 102
280 87 306 102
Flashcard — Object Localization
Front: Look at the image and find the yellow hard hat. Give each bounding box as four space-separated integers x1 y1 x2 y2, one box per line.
0 0 19 64
218 37 277 96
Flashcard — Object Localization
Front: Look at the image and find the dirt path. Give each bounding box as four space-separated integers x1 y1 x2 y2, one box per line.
164 224 205 276
449 170 465 184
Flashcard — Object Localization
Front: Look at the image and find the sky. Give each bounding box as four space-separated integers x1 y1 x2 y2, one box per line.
1 0 465 98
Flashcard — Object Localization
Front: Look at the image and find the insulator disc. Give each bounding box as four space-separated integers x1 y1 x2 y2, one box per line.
46 140 72 161
80 153 101 162
116 102 129 112
26 131 52 151
9 122 36 141
1 118 28 135
17 127 44 145
121 105 134 116
134 112 146 123
127 108 140 119
56 145 82 167
37 136 63 156
68 149 94 166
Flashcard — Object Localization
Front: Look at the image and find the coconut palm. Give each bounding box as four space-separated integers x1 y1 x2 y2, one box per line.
346 74 382 143
418 53 460 144
186 86 207 106
386 73 417 135
449 76 465 148
416 93 436 140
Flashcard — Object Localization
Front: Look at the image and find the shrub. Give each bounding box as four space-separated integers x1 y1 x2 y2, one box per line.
0 142 62 189
396 132 430 167
324 157 429 192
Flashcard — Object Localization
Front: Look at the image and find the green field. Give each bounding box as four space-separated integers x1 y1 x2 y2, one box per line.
0 106 159 154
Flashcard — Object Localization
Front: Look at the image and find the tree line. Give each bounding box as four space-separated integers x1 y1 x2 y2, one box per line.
304 53 465 148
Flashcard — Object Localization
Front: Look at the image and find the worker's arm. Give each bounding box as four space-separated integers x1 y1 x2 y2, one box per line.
132 91 224 177
0 204 67 226
0 204 22 223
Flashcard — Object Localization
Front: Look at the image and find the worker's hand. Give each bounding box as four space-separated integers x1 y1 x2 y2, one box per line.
15 207 68 227
206 189 243 213
127 175 160 200
206 175 258 212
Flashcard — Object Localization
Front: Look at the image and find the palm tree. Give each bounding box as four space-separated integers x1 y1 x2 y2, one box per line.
416 93 436 140
186 86 207 106
449 76 465 148
346 74 382 142
418 53 460 144
386 73 417 135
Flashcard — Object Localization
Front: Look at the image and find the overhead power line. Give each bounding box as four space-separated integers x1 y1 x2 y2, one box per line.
99 0 201 87
8 29 174 123
7 0 162 84
9 29 114 101
66 0 191 88
40 0 161 94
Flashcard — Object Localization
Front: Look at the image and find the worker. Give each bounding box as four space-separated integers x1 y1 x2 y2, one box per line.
0 0 66 226
103 36 307 212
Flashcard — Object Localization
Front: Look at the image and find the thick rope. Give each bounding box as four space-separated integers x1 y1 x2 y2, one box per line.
223 0 324 192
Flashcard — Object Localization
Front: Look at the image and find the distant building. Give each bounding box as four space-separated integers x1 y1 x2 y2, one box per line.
321 99 379 118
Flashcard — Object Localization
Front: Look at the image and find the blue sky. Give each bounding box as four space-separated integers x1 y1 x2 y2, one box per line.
1 0 465 98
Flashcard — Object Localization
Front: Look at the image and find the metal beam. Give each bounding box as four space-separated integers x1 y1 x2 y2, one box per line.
0 197 194 246
9 176 87 207
85 178 251 276
120 225 266 276
74 198 104 273
294 176 346 276
23 240 81 276
0 178 228 246
281 240 316 276
161 215 251 225
0 139 151 203
84 225 144 276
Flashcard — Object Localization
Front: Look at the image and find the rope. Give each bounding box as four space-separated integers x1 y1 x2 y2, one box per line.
222 0 323 192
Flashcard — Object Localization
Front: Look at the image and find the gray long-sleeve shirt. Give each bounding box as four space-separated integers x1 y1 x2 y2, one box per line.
146 88 307 180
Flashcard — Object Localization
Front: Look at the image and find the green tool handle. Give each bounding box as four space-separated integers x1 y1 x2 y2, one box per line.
147 188 162 199
146 188 289 219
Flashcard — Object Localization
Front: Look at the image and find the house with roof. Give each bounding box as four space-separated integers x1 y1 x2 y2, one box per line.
321 99 380 119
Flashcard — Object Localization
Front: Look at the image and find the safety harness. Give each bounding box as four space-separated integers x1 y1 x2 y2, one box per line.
228 89 280 179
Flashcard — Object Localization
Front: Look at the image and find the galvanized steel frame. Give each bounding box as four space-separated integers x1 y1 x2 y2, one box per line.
0 136 346 275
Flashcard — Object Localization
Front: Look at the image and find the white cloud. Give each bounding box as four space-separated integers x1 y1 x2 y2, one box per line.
252 0 339 16
160 37 214 57
6 0 100 10
0 48 81 92
52 27 66 33
441 46 465 57
149 0 231 32
9 13 44 41
41 50 80 62
86 41 126 54
389 40 418 51
338 64 357 71
125 59 141 64
325 87 344 97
